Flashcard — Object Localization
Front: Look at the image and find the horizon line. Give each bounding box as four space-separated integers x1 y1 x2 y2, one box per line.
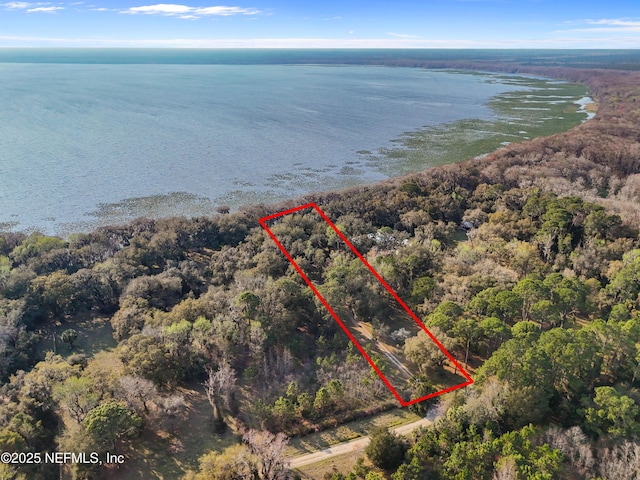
0 46 639 50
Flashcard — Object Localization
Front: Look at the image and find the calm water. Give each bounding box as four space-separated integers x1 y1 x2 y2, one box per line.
0 50 588 235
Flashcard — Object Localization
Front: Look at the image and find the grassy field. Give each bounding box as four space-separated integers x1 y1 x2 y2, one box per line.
294 451 368 480
34 314 117 360
107 387 240 479
286 407 420 458
101 395 418 478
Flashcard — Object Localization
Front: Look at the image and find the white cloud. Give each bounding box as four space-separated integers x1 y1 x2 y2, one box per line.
3 2 66 12
196 6 257 15
387 32 423 39
122 3 260 18
127 4 191 14
559 18 640 33
27 5 63 12
3 2 34 8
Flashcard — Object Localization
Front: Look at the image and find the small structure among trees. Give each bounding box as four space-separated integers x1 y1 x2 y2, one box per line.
391 327 411 343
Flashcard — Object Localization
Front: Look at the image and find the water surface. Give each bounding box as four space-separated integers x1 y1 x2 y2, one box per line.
0 55 589 235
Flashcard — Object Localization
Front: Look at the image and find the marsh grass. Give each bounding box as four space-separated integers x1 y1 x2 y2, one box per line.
371 74 590 177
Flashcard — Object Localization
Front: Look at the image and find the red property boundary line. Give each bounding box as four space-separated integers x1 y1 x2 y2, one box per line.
259 202 473 406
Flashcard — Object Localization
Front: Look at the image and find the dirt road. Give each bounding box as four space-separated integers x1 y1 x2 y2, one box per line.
290 410 438 469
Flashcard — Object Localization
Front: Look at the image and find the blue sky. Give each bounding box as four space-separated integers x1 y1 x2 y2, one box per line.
0 0 639 48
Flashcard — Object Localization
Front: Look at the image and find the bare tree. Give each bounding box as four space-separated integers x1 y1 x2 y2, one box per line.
317 354 388 402
118 375 158 413
249 322 266 358
205 363 237 432
464 378 508 428
492 456 517 480
598 441 640 480
544 425 594 475
243 429 290 480
155 393 186 433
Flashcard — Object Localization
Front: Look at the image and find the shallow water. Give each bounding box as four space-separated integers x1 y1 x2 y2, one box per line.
0 60 588 235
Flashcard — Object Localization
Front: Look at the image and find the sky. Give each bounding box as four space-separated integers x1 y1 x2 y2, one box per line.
0 0 639 48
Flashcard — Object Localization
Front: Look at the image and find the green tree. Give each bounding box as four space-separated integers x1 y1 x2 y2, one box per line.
513 276 547 322
529 300 560 329
511 321 539 340
404 327 454 374
364 473 385 480
29 270 76 318
543 273 588 324
479 317 510 356
162 319 192 357
313 387 332 414
83 402 142 451
406 375 437 416
492 290 523 323
326 379 344 402
365 427 407 471
477 339 554 428
469 288 522 323
120 334 180 387
391 457 425 480
11 234 66 265
604 249 640 305
586 319 636 381
237 291 260 317
433 301 463 319
583 386 640 439
441 428 495 479
270 397 297 430
60 328 78 349
191 316 215 359
583 208 621 240
411 276 436 304
452 318 482 368
53 376 99 423
188 444 257 480
537 328 601 401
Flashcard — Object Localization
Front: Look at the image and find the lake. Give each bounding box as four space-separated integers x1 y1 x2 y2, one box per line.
0 50 590 235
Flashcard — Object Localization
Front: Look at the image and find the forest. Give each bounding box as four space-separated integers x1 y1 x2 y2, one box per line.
2 57 640 479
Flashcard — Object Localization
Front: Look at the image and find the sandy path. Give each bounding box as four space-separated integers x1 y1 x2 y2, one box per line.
349 316 414 379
